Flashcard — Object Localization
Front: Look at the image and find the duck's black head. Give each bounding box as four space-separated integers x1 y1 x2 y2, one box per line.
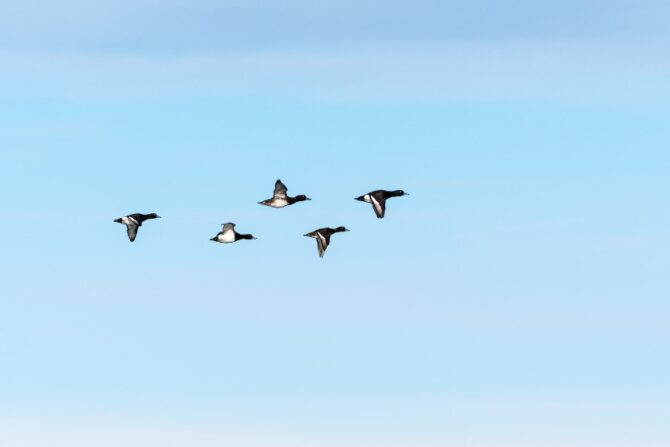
294 194 311 202
390 190 409 197
210 236 218 242
354 195 365 201
335 226 350 233
113 218 122 223
146 213 161 219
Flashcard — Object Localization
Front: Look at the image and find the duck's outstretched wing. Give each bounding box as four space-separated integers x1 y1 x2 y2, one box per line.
316 231 330 258
274 179 288 199
369 192 386 218
222 223 236 233
126 224 139 242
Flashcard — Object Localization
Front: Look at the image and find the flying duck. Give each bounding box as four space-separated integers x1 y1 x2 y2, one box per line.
113 213 161 242
259 179 311 208
303 226 349 258
210 223 256 243
355 190 408 218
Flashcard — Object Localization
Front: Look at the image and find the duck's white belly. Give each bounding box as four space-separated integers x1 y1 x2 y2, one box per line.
268 198 289 208
218 231 236 243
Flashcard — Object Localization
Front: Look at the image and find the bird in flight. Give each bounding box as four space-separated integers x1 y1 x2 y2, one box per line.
355 189 408 218
114 213 161 242
304 226 349 258
259 179 311 208
210 223 257 243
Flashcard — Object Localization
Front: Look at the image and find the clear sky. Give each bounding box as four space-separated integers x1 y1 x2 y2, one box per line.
1 1 669 446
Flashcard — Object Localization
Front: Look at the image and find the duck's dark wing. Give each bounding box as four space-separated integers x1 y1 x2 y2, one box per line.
274 179 288 198
369 192 386 218
316 231 330 257
126 224 139 242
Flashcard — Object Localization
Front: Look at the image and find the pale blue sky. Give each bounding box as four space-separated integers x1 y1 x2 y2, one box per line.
1 1 669 446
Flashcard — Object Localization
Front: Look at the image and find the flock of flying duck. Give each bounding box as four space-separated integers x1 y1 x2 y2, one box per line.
114 179 408 257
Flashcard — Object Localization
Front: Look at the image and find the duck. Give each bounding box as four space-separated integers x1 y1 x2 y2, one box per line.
303 226 349 258
210 223 256 243
259 179 311 208
113 213 161 242
355 190 408 218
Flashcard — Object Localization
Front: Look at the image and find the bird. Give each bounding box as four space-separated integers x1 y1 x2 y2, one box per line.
303 226 349 258
355 190 408 218
258 179 311 208
113 213 161 242
210 223 256 243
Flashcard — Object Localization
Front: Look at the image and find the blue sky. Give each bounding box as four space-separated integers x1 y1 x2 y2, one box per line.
1 1 669 446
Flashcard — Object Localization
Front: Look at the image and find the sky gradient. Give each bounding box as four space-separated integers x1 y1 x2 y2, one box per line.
1 1 669 446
